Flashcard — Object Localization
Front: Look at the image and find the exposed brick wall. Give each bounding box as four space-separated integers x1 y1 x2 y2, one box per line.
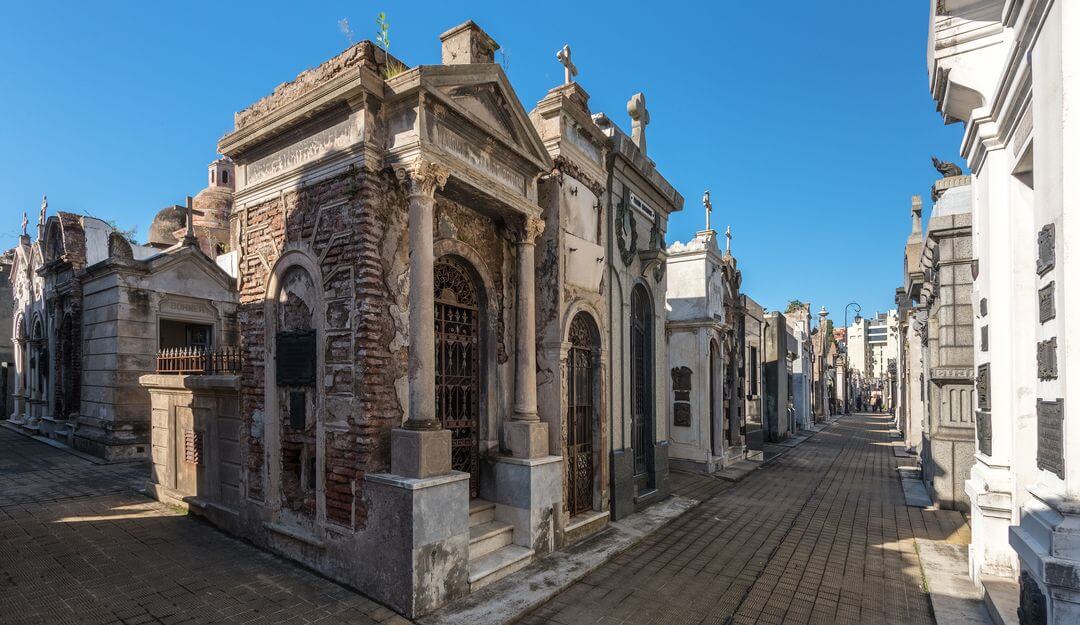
238 167 407 529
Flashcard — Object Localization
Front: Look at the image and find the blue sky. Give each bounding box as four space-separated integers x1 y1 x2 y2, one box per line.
0 1 963 326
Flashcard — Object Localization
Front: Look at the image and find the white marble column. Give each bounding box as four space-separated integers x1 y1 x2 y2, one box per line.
506 215 549 458
10 339 25 422
390 159 453 478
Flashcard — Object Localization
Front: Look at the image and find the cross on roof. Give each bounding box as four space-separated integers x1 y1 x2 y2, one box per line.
39 194 47 226
556 44 577 85
21 212 28 236
627 92 649 155
725 225 732 255
702 190 712 232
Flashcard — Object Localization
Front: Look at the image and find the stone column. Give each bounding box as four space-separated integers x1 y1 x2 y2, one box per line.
390 159 453 478
505 215 549 459
10 339 25 422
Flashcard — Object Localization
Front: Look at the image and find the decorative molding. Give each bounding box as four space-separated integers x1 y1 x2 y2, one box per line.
393 159 451 199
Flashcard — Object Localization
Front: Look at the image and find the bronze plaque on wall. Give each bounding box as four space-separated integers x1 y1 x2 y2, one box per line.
276 330 317 386
1037 338 1058 381
1039 282 1055 323
976 411 992 456
1037 223 1055 276
1036 398 1064 480
976 363 991 412
673 403 692 427
672 367 692 427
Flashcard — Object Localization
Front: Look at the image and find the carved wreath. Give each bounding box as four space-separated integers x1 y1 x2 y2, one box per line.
615 192 638 267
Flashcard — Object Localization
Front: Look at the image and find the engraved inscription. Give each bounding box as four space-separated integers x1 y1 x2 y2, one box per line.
246 117 361 186
931 368 973 380
980 325 988 352
1039 282 1055 323
976 411 992 456
672 366 692 427
432 124 526 194
1036 398 1064 480
1037 223 1055 276
976 363 991 412
1037 338 1057 380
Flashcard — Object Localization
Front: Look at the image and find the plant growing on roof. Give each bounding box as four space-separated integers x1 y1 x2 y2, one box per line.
375 12 406 80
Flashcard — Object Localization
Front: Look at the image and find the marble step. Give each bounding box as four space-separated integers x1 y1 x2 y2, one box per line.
468 520 513 560
468 499 495 527
468 544 533 592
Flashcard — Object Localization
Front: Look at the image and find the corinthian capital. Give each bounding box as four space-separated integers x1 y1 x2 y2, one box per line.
511 215 546 245
393 159 450 199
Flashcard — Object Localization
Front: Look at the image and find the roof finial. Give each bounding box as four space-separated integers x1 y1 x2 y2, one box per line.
556 44 577 85
703 190 712 232
21 212 28 237
627 92 649 155
39 194 47 226
183 195 197 245
725 225 732 255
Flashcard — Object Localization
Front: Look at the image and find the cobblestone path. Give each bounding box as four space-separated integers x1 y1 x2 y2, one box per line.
519 414 966 625
0 427 408 625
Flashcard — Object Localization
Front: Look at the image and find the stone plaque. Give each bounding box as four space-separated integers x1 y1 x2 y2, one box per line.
980 325 988 352
1037 338 1057 380
976 363 991 412
289 390 306 429
975 411 992 456
979 298 987 317
971 259 979 280
672 366 692 427
1036 223 1055 276
1018 570 1047 625
1036 399 1064 480
276 330 317 386
1038 282 1055 323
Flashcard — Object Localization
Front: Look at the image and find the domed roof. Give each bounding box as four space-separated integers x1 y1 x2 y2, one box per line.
148 205 186 247
192 185 233 213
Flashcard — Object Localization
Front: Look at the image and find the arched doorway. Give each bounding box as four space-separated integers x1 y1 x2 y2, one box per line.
630 285 655 490
567 312 599 517
434 257 481 497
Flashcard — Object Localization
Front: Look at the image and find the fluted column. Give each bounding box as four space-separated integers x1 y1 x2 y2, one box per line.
390 159 453 478
506 215 549 458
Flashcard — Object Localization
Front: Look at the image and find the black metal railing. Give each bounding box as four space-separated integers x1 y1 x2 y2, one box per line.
156 346 241 375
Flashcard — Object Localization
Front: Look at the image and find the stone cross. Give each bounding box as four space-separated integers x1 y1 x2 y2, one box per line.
556 44 577 85
21 212 28 236
183 195 196 243
725 225 732 254
703 190 712 232
910 195 923 236
627 92 649 154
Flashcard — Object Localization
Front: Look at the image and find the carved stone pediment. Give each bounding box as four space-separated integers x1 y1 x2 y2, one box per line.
437 83 521 145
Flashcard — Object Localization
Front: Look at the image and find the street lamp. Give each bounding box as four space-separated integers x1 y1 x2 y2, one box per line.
843 302 861 414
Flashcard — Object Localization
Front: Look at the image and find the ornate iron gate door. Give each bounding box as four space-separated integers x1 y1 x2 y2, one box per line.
434 259 480 497
567 314 595 517
630 286 654 482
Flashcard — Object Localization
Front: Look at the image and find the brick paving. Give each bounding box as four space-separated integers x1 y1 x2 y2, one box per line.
0 427 409 625
518 414 966 625
0 416 964 625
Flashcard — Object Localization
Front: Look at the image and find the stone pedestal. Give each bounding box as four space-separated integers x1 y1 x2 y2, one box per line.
364 471 470 618
480 455 561 554
391 428 452 479
505 420 549 459
1010 485 1080 624
964 461 1016 583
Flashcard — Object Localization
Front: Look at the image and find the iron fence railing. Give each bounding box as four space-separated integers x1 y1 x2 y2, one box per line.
156 346 241 375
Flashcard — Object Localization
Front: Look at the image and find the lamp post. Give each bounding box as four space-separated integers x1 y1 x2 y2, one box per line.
843 302 862 414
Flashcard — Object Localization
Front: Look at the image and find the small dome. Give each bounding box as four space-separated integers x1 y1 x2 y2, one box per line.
148 205 186 247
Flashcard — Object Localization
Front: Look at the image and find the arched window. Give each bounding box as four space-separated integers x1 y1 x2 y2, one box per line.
221 170 229 184
630 285 655 485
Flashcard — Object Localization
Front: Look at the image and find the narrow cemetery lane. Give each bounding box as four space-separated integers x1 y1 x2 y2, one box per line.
520 414 966 625
0 427 409 625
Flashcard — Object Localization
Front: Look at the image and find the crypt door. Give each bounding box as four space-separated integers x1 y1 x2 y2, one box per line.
434 258 481 497
630 285 655 491
566 313 597 517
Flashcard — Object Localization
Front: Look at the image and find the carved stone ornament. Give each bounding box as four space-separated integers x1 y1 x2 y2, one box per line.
1036 223 1055 276
1038 282 1055 323
1036 398 1064 481
615 191 638 266
1018 570 1047 625
1037 338 1057 381
980 325 988 352
510 215 545 245
393 160 451 198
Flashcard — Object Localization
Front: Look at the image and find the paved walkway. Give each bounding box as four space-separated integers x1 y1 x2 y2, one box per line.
518 414 967 625
0 415 965 625
0 427 408 625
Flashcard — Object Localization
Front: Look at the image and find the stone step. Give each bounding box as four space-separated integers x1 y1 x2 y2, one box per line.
468 498 495 527
468 520 513 560
468 544 533 592
982 576 1020 625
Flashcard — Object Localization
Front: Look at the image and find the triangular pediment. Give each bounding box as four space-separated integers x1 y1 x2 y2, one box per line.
420 65 552 172
146 247 236 301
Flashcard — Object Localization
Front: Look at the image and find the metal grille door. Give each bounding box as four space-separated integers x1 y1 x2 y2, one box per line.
567 314 596 517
